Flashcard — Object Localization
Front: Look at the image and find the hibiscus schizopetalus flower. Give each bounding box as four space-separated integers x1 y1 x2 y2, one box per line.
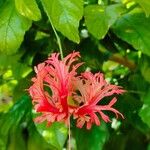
29 51 125 129
73 72 125 129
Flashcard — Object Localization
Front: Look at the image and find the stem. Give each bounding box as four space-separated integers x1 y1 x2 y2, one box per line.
98 43 136 70
68 116 71 150
127 90 145 95
109 54 136 70
47 15 63 59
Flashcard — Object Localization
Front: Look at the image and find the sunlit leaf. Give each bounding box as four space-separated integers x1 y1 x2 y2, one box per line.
84 4 125 39
0 0 31 54
41 0 83 43
36 122 68 150
15 0 41 21
27 122 56 150
135 0 150 17
0 95 31 134
0 95 31 150
113 8 150 56
0 53 32 80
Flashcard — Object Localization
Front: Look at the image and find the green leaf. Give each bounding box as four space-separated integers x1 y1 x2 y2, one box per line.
139 88 150 128
140 55 150 83
15 0 41 21
112 8 150 56
84 4 126 39
73 123 108 150
84 5 108 39
0 0 31 54
135 0 150 17
0 53 20 69
41 0 83 43
7 124 26 150
0 95 31 149
27 122 56 150
0 95 31 135
0 53 32 80
0 95 55 150
106 4 126 28
36 122 68 150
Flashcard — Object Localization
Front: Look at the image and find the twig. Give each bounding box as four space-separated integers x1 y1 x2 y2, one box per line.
68 116 71 150
48 17 63 59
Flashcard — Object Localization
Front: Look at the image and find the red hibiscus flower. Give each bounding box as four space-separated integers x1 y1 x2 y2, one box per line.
29 51 125 129
72 72 125 129
29 52 82 125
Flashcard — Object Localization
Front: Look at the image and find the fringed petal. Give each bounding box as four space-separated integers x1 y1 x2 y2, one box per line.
29 52 83 125
73 72 125 129
29 52 125 129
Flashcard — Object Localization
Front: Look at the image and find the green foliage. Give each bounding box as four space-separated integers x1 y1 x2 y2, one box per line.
0 0 150 149
84 4 125 39
41 0 83 43
0 95 58 150
73 123 108 150
135 0 150 17
139 88 150 128
36 122 68 150
15 0 41 21
0 0 31 54
113 8 150 56
140 55 150 83
0 95 31 149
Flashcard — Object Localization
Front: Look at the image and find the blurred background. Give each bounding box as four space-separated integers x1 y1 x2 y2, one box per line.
0 0 150 150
